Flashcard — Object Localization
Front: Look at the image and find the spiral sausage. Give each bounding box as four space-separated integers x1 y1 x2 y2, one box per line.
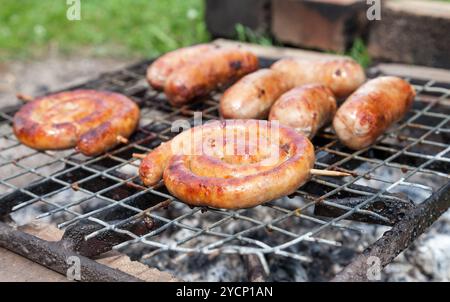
139 120 315 209
13 90 140 156
146 44 216 90
269 84 337 139
219 69 292 119
271 58 366 98
164 47 259 106
333 76 416 150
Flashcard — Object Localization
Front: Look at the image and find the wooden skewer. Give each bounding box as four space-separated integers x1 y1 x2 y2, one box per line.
130 153 351 177
310 169 351 177
131 152 351 177
16 93 34 102
132 153 147 159
116 135 129 144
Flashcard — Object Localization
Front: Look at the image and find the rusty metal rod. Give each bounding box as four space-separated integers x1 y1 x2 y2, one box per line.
332 182 450 281
314 196 414 226
0 222 142 282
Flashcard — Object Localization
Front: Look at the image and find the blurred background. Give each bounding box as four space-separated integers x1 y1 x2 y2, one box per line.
1 0 449 108
0 0 210 107
1 0 449 62
0 0 209 60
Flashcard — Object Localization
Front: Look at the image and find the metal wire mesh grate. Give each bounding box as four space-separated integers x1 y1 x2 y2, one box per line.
0 58 449 266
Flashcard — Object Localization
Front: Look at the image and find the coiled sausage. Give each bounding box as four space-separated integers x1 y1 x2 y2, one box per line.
13 90 140 156
139 120 315 209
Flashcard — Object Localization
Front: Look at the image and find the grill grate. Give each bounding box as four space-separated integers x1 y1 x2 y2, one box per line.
0 58 449 268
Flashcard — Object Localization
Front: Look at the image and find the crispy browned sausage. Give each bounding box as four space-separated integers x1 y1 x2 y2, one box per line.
139 120 315 209
333 76 416 150
146 44 216 90
13 90 140 156
219 69 292 119
269 84 337 138
271 58 366 98
164 47 259 106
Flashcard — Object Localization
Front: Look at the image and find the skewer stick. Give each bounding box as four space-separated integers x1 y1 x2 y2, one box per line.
310 169 351 177
16 93 34 102
132 153 147 159
131 153 351 177
131 152 351 177
116 135 129 144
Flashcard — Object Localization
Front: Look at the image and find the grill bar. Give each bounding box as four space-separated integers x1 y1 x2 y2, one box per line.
333 182 450 281
0 56 449 281
0 221 141 282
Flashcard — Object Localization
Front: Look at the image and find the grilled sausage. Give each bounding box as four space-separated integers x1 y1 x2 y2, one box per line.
219 69 292 119
269 84 337 139
139 120 315 209
271 58 366 98
146 44 216 90
13 90 140 156
164 47 259 106
333 76 416 150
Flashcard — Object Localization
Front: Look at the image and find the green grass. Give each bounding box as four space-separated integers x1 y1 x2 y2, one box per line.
0 0 398 66
347 38 372 68
0 0 210 60
235 23 372 68
235 24 275 47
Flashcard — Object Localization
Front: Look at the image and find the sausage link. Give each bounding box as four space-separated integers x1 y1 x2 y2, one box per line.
271 58 366 98
139 142 172 186
269 84 337 139
219 69 292 119
333 76 416 150
164 47 259 106
146 44 216 90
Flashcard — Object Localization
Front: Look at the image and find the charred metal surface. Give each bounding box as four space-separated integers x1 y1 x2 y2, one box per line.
62 216 155 258
0 177 63 218
314 196 415 226
0 222 141 282
306 176 415 225
333 182 450 282
61 164 161 258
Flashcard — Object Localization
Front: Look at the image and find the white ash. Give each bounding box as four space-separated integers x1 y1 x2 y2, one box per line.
1 56 449 281
383 210 450 282
355 160 450 282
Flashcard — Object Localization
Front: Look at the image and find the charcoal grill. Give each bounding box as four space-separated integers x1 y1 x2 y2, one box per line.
0 46 449 281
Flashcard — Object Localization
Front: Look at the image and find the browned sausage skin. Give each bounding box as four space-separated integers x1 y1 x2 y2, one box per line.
271 58 366 98
13 90 140 156
269 84 337 138
219 69 292 119
333 76 416 150
164 47 259 106
146 44 216 90
139 120 315 209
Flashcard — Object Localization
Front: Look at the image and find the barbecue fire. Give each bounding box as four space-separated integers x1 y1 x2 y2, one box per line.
1 56 448 282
